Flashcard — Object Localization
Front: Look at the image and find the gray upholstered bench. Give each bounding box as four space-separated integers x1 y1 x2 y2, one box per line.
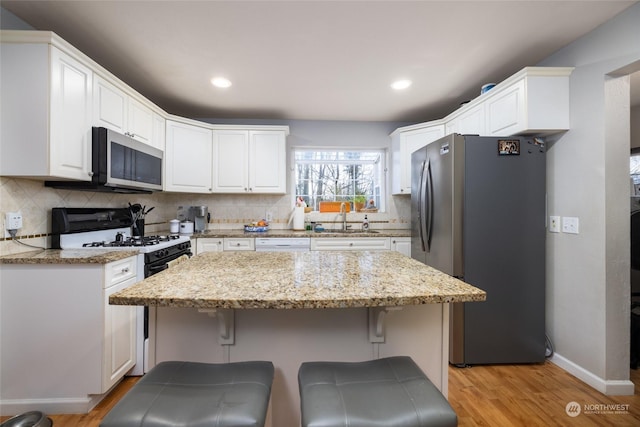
298 356 457 427
101 360 274 427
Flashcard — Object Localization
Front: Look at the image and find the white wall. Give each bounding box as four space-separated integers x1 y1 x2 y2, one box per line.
538 3 640 394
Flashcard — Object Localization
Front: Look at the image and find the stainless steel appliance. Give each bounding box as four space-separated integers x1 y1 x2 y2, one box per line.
51 207 192 374
411 134 546 365
189 205 209 232
45 127 163 193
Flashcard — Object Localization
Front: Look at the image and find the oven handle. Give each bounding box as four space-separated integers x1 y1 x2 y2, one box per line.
147 264 169 275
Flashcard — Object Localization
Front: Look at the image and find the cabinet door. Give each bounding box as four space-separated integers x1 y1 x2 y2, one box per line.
391 237 411 256
49 47 93 180
93 76 127 134
458 103 486 135
128 97 154 145
212 130 249 192
394 126 444 195
165 120 213 192
486 79 526 136
196 238 224 254
103 276 137 392
152 113 166 151
249 130 286 193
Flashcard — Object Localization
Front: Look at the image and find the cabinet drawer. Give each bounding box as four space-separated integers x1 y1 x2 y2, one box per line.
311 238 390 251
104 256 138 287
224 238 255 251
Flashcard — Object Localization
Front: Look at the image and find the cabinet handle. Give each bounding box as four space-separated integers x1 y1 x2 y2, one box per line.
88 171 94 177
244 188 248 191
349 243 353 246
121 267 130 273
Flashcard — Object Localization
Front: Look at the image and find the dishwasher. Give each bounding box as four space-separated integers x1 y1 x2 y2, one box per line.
255 237 311 252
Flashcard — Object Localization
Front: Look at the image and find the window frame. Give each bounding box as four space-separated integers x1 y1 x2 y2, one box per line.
291 147 387 213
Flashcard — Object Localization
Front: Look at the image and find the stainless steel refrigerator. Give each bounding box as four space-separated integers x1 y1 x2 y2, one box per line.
411 133 546 366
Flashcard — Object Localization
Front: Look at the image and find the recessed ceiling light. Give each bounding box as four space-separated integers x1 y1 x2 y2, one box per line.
391 79 412 90
211 77 232 88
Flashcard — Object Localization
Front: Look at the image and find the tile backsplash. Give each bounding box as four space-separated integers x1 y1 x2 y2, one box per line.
0 177 410 256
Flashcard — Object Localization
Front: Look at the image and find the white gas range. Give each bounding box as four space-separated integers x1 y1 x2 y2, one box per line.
52 207 192 374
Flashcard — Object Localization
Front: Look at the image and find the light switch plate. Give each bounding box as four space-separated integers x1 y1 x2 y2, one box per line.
562 216 579 234
549 216 560 233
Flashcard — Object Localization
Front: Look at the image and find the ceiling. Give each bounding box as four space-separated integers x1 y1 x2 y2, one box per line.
2 0 638 123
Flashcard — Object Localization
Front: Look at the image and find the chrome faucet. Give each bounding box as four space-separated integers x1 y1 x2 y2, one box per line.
340 202 348 231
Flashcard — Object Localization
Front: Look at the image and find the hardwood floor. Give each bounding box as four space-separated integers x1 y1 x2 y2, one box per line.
449 362 640 426
2 363 639 426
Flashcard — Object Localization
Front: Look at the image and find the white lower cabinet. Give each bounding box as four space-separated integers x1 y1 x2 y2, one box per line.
195 238 257 253
102 256 138 392
196 236 411 254
391 237 411 256
310 237 391 251
0 256 138 413
224 238 256 251
196 238 225 254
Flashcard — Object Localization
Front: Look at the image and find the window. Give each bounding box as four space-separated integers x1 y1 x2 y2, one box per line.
294 149 385 212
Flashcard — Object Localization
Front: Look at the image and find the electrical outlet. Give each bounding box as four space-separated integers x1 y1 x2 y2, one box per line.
549 216 560 233
5 211 23 237
562 216 579 234
265 211 273 222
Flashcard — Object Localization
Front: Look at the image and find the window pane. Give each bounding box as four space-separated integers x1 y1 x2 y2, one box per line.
294 149 384 211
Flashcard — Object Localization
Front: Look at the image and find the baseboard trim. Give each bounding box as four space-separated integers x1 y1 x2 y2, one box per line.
0 396 98 416
550 353 635 396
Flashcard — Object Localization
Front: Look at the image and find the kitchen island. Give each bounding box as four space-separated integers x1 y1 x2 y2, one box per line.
110 251 485 426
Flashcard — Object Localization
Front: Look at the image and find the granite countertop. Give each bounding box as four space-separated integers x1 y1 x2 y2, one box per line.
191 229 411 238
110 251 486 309
0 249 140 264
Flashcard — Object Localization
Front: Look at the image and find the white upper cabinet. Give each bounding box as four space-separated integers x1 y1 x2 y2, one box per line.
213 129 287 194
484 69 572 136
391 124 445 195
94 75 159 148
249 130 287 193
443 67 573 137
445 102 485 136
212 130 250 192
0 42 93 180
391 68 574 187
164 120 213 193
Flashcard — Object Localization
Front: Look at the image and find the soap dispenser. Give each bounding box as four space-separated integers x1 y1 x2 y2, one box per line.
362 215 369 232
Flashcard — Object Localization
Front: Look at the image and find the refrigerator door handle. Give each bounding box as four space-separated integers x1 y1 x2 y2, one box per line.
419 159 430 252
425 159 434 252
418 160 426 252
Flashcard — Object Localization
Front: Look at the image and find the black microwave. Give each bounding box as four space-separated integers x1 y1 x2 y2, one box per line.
46 127 163 193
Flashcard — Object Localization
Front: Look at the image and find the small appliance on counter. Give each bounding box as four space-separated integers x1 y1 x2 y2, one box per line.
179 220 194 235
189 205 209 232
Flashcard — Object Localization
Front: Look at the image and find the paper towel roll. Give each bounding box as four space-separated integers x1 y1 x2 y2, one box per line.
292 206 305 230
